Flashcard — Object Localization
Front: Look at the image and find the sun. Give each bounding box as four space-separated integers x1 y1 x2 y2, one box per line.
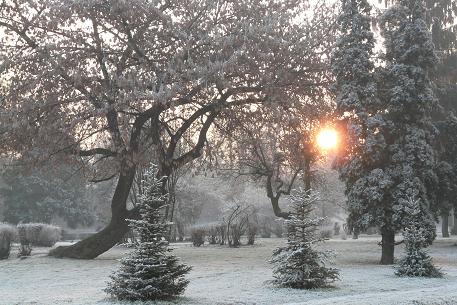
316 128 338 151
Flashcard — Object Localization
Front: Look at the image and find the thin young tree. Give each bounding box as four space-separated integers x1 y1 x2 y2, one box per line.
270 190 339 289
105 164 191 301
396 197 442 278
211 91 333 219
233 112 321 219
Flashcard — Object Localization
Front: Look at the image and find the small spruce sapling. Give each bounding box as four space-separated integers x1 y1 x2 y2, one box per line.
105 165 191 301
270 190 339 289
396 197 442 278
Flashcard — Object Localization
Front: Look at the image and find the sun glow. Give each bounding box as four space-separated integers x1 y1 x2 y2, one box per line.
316 128 338 151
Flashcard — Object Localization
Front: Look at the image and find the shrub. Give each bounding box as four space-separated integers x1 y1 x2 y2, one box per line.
333 222 341 236
37 224 62 247
216 224 226 245
206 222 225 245
17 224 39 257
207 225 218 245
260 231 271 238
271 219 285 238
228 224 244 247
190 227 206 247
319 229 333 239
17 223 61 248
259 216 273 238
366 226 378 235
18 223 41 247
247 222 258 245
0 223 17 259
18 243 32 257
224 204 257 247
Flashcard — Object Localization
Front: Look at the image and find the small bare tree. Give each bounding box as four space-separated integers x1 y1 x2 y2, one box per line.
221 107 329 219
224 203 256 247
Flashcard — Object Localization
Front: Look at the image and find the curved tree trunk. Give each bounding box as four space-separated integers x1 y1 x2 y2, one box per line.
50 164 137 259
270 197 290 219
380 228 395 265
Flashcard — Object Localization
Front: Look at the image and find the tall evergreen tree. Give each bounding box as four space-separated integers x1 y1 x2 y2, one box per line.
382 0 456 53
383 0 456 234
375 0 439 262
435 114 457 235
333 0 440 265
430 0 457 236
105 165 191 301
332 0 395 264
270 191 339 289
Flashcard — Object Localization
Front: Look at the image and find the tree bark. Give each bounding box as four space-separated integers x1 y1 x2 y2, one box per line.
303 159 311 193
352 227 359 240
380 228 395 265
49 164 137 259
270 197 290 219
442 213 450 238
452 213 457 235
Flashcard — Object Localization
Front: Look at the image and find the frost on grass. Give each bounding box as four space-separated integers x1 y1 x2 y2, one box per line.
2 237 457 304
105 165 191 301
270 190 339 289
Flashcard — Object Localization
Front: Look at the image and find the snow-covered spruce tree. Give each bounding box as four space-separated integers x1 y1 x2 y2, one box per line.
333 0 441 265
105 165 191 301
375 0 440 261
331 0 394 263
270 191 339 289
396 197 442 277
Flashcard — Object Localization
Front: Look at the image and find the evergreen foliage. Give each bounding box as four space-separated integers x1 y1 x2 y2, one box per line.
333 0 440 250
377 0 439 234
332 0 389 235
382 0 456 53
396 198 442 277
434 115 457 216
0 166 93 228
270 191 339 289
105 165 191 301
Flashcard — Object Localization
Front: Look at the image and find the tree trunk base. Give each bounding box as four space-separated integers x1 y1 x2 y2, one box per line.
49 219 130 259
380 229 395 265
442 214 450 238
452 215 457 235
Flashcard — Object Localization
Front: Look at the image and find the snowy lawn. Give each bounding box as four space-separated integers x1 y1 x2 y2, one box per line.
1 237 457 305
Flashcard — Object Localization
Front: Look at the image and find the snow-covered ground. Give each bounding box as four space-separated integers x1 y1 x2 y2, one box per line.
1 236 457 305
